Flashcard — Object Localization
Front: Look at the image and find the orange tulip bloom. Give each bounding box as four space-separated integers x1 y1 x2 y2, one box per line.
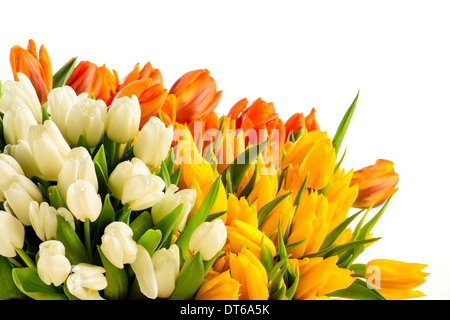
117 62 162 92
169 69 222 123
350 159 399 209
10 39 52 104
285 108 320 140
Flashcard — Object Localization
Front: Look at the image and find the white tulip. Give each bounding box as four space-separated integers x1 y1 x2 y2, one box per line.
0 210 25 258
66 179 102 222
4 140 42 179
130 245 158 299
133 117 173 172
4 175 43 226
65 93 107 147
0 73 42 123
2 104 38 145
121 174 165 211
26 120 71 181
107 157 150 200
47 86 77 137
29 201 75 241
105 95 141 144
189 219 227 260
0 153 25 201
37 240 71 286
66 263 107 300
151 184 196 232
152 244 180 298
57 147 98 203
100 221 138 269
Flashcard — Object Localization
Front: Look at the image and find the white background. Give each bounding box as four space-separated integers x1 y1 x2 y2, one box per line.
1 0 449 299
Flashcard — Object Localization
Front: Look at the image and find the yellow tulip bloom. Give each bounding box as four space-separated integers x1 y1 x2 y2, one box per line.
196 270 240 300
226 193 258 228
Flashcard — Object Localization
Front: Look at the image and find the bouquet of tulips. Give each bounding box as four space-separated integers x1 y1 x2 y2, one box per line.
0 40 428 301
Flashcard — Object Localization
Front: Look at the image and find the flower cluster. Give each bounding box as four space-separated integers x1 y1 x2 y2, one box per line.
0 40 428 300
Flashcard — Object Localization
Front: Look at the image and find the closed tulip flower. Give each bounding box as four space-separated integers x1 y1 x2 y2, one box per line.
29 201 75 241
57 147 98 203
27 120 71 181
66 179 102 222
100 221 138 269
121 173 165 211
0 73 42 123
3 104 38 145
65 93 107 147
37 240 71 286
107 157 151 200
189 219 227 261
105 95 141 144
3 140 42 179
0 210 25 258
47 86 78 137
151 184 196 232
130 245 158 299
152 244 180 298
0 154 25 201
4 174 43 226
133 116 173 172
195 270 240 300
66 263 107 300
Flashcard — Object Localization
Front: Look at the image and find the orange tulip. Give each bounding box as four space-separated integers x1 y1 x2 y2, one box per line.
117 62 162 92
285 108 320 140
10 39 52 104
350 159 399 209
169 69 222 123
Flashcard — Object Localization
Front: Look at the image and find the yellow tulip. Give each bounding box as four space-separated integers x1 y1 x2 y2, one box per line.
195 270 240 300
248 172 278 211
225 193 258 228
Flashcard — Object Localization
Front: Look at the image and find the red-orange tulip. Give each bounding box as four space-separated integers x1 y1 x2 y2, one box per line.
169 69 222 123
285 108 319 140
350 159 399 209
10 39 52 104
117 62 162 92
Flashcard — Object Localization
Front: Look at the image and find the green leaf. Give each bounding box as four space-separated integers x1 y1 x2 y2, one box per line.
171 165 182 185
49 186 66 209
349 263 367 275
158 160 171 191
52 57 78 88
153 203 183 249
0 256 27 299
205 210 227 222
169 252 204 300
327 278 385 300
293 172 309 208
257 191 291 227
130 211 153 242
12 267 68 300
94 162 112 197
238 164 258 198
323 237 381 259
41 105 50 122
138 229 162 256
76 134 90 152
332 90 359 156
260 235 274 274
93 144 108 178
92 194 115 244
56 215 90 265
98 246 128 300
117 204 132 224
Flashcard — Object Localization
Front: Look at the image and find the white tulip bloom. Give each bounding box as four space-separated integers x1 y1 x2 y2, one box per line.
121 173 165 211
107 157 150 200
65 93 107 147
133 116 173 172
66 263 107 300
152 244 180 298
29 201 75 241
189 219 227 261
0 210 25 258
57 147 98 203
151 184 196 232
2 104 38 145
130 245 158 299
0 153 25 201
105 95 141 144
66 179 102 222
47 86 78 137
0 73 42 123
37 240 71 286
100 221 138 269
4 140 42 179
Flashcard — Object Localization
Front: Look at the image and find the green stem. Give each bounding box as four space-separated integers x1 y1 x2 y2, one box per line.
84 219 93 263
113 142 122 166
8 257 23 268
16 248 35 268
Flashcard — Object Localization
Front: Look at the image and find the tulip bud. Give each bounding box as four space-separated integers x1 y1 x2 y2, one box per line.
66 263 107 300
65 93 107 147
133 116 173 172
152 244 180 298
151 184 196 232
105 95 141 144
0 73 42 123
3 140 42 179
47 86 78 137
0 210 25 258
100 221 138 269
121 174 165 211
351 159 399 209
189 219 227 260
2 104 38 145
130 245 158 299
0 153 25 201
4 174 43 226
26 120 71 181
37 240 71 286
29 201 75 241
66 179 102 222
107 157 151 200
57 147 98 203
